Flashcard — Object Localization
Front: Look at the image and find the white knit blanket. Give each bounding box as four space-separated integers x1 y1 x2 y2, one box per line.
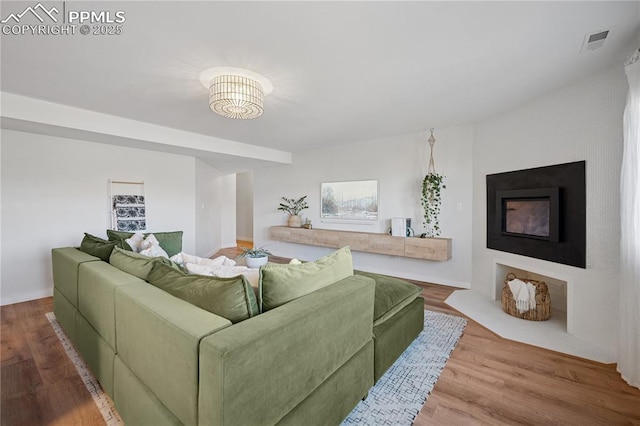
508 278 537 313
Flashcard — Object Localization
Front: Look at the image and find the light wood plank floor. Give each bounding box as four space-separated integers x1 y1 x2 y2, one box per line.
2 247 639 425
236 239 254 250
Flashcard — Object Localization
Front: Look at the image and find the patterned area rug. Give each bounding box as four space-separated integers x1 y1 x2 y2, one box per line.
47 309 465 425
342 310 467 425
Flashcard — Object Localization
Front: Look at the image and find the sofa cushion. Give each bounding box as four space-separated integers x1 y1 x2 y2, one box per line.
259 246 353 312
79 233 122 262
52 247 101 308
198 274 375 426
110 247 183 281
75 312 116 396
78 261 143 351
355 270 422 326
372 296 424 382
115 282 231 426
107 230 183 257
147 263 259 323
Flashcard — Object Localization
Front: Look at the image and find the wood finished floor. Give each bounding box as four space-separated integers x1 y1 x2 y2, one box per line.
1 247 639 425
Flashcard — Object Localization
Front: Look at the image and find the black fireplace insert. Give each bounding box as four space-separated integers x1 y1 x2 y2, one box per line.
487 161 585 268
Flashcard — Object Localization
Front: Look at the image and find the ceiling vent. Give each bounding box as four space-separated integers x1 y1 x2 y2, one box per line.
581 29 610 53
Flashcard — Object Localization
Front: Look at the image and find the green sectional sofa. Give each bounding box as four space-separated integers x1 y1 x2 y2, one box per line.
52 246 423 425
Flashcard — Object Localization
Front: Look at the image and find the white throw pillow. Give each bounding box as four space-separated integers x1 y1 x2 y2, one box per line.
125 232 145 253
139 233 160 251
137 234 168 258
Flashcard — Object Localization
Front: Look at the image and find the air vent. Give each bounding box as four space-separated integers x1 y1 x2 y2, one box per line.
581 29 610 52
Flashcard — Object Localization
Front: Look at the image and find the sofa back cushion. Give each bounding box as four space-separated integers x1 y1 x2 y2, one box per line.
147 263 259 323
107 230 183 257
259 246 353 312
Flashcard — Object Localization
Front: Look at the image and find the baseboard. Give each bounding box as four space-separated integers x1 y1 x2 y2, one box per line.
1 287 54 306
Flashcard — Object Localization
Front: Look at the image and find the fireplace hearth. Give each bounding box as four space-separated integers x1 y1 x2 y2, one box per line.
486 161 586 268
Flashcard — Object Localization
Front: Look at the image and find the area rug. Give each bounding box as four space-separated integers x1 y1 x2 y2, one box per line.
45 313 123 426
341 310 467 425
47 310 465 425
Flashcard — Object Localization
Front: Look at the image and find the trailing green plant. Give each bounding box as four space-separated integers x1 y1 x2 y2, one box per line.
421 173 446 237
277 196 309 216
236 246 272 258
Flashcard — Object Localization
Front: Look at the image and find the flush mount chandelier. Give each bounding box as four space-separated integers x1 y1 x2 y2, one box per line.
199 67 273 120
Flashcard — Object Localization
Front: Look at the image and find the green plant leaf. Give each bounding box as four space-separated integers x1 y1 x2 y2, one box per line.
420 173 445 237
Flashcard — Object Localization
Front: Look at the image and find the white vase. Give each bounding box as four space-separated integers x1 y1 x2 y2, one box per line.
246 255 268 269
288 215 302 228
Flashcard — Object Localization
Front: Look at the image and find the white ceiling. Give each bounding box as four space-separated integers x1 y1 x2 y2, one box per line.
2 1 639 160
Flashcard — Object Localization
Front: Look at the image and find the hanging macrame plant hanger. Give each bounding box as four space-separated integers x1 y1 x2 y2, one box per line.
427 128 437 175
421 128 445 237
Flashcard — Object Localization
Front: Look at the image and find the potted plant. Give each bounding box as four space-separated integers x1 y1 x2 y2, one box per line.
236 246 272 269
420 173 445 237
277 196 309 228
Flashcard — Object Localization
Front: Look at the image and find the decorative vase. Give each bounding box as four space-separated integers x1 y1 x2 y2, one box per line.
246 255 268 269
287 215 302 228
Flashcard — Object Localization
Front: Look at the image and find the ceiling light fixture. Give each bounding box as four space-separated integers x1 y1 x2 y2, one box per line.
210 75 263 119
199 67 273 120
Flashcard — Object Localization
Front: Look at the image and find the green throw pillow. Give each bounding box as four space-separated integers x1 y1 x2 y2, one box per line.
259 246 354 312
355 270 422 326
79 233 121 262
109 247 162 280
147 262 259 323
106 230 183 257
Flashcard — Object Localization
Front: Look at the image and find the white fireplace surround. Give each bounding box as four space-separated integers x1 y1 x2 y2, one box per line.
493 259 571 332
445 258 615 363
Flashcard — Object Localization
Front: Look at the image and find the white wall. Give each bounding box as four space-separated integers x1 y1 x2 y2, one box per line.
195 158 224 257
195 160 239 255
236 172 254 242
0 130 197 305
254 125 473 287
219 174 237 248
472 63 628 350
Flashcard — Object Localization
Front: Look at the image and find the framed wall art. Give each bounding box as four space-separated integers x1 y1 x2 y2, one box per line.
320 180 378 221
109 179 146 231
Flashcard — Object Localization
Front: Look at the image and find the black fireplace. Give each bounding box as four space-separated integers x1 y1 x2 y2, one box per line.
487 161 586 268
